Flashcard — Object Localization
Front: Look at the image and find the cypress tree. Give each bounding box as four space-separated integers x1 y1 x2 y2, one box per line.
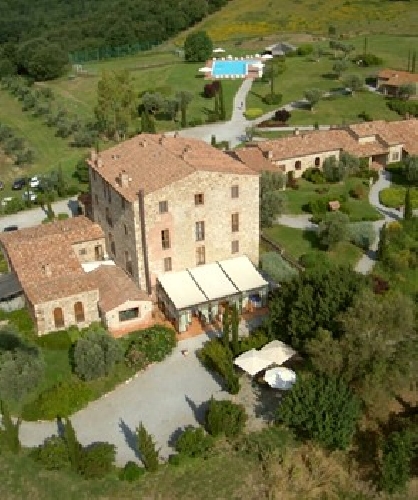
0 400 21 454
64 417 81 472
404 188 413 220
222 306 230 349
363 37 368 56
231 304 240 356
377 223 387 260
218 81 226 121
407 49 411 72
136 422 159 472
412 51 416 74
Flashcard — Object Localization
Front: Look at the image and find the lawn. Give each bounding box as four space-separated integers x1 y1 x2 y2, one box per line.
379 186 418 209
263 224 363 268
282 178 382 221
175 0 418 43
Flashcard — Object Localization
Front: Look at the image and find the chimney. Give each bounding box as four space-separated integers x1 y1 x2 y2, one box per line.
293 128 300 136
264 150 273 160
91 149 98 163
119 169 130 188
42 264 52 277
181 145 191 159
173 131 179 138
139 139 147 147
96 157 103 168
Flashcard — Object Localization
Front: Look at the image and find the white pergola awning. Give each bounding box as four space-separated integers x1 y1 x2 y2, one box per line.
157 256 268 312
188 262 239 300
218 256 268 292
157 270 207 310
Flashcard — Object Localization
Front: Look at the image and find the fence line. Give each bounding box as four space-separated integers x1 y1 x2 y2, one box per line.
69 40 162 64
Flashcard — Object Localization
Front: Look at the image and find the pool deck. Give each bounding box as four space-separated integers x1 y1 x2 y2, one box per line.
203 56 262 80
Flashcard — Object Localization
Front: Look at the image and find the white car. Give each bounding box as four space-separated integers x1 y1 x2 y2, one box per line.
22 191 37 202
29 176 41 189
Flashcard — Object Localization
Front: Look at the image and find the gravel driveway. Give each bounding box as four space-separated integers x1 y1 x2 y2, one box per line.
19 333 228 465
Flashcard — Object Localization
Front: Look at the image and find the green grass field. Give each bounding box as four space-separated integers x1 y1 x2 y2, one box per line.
263 224 363 267
282 178 382 221
174 0 418 43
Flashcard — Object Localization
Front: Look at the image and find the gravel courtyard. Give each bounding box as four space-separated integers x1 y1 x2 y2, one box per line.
19 333 229 465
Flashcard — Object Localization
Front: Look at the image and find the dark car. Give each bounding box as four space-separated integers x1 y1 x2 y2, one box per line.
12 178 26 190
3 225 18 232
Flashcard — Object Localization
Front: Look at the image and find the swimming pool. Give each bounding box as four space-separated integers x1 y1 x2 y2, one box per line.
212 59 258 77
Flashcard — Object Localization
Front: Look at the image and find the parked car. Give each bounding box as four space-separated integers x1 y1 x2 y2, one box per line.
0 181 4 190
22 191 37 202
29 176 41 189
12 178 27 190
3 225 18 232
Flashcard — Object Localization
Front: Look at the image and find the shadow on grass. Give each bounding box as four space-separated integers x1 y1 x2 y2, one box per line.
321 72 337 80
301 229 322 250
349 429 380 483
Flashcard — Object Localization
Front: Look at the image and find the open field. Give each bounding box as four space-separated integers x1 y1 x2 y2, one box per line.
174 0 418 43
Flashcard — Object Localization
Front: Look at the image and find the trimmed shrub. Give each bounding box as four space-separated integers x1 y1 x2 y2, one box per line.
198 338 239 394
119 461 145 481
302 167 325 184
349 184 366 199
74 328 123 381
78 442 116 479
244 107 263 119
32 435 69 470
386 98 418 118
348 222 375 250
205 398 247 438
261 252 298 283
353 53 383 67
22 379 93 420
297 44 314 56
380 187 418 209
237 328 269 354
175 426 214 458
123 325 176 364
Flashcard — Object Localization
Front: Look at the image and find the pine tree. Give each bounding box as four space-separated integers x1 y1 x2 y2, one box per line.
231 304 240 356
0 400 21 453
218 82 226 121
377 223 387 260
136 422 159 472
222 306 230 349
64 417 81 472
404 188 413 220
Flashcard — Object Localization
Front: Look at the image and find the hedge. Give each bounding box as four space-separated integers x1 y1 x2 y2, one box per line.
261 252 298 283
244 108 263 119
379 187 418 209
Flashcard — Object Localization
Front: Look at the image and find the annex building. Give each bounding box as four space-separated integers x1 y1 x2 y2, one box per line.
233 119 418 178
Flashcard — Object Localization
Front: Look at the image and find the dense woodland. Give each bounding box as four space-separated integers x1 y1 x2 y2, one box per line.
0 0 230 79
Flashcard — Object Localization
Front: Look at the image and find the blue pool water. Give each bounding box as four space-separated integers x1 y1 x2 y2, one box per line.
212 59 258 77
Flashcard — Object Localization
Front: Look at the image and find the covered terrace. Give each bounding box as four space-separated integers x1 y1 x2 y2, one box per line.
156 256 268 333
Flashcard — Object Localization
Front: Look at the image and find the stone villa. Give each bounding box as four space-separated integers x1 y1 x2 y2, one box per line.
233 119 418 178
377 69 418 97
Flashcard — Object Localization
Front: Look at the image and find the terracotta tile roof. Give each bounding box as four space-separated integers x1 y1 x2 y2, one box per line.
91 134 256 201
89 265 150 312
0 217 104 305
227 147 276 172
378 69 418 86
252 120 418 162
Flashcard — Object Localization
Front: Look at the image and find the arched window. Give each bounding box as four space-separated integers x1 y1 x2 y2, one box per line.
74 302 85 323
53 307 64 328
314 157 321 167
295 160 302 170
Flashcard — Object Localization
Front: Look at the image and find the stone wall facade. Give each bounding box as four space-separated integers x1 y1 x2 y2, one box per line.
272 149 341 178
91 168 260 292
34 289 100 335
103 299 153 332
71 238 107 263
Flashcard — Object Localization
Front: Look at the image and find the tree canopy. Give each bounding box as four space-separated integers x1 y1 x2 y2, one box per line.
184 31 213 62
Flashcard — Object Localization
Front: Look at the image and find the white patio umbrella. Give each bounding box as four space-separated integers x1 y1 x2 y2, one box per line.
261 53 273 59
260 340 296 366
198 67 212 73
213 47 225 53
234 349 273 376
255 53 261 58
264 367 296 390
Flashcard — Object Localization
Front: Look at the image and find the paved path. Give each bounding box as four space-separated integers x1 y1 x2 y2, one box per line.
0 198 77 231
275 171 408 275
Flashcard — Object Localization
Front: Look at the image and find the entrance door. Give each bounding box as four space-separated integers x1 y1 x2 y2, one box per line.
94 245 103 260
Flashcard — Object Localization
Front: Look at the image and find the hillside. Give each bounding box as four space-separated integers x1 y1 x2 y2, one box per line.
175 0 418 43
